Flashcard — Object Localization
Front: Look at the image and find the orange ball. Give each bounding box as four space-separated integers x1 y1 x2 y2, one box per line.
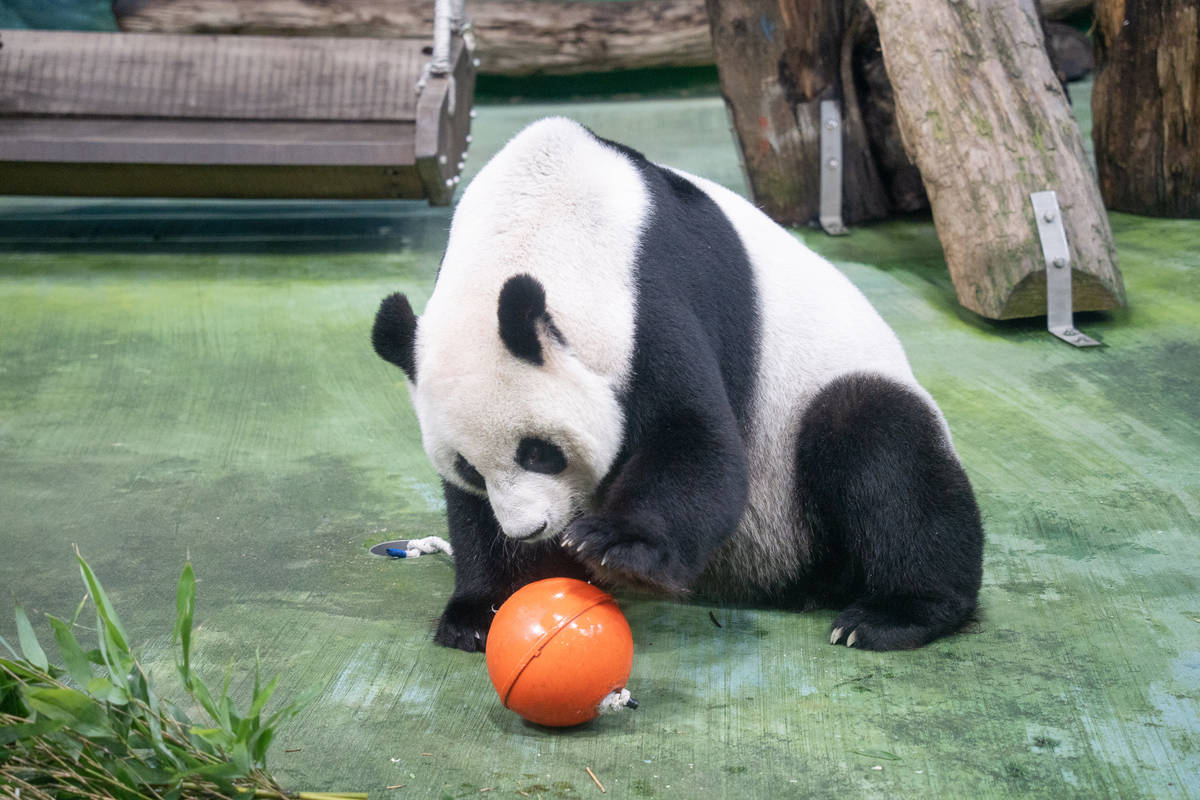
486 577 633 727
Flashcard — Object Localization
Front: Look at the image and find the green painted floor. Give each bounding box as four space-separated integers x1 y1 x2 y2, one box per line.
2 89 1198 799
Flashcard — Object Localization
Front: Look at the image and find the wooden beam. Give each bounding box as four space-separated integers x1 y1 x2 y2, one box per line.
0 28 474 202
863 0 1125 320
0 119 418 166
0 29 424 120
0 161 429 199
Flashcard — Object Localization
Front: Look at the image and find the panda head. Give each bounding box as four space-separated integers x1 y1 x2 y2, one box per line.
372 273 625 543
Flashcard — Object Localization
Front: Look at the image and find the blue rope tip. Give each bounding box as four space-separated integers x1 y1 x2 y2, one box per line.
386 548 408 558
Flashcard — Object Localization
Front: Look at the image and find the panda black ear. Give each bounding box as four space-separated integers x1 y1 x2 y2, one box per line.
498 274 561 365
372 292 418 381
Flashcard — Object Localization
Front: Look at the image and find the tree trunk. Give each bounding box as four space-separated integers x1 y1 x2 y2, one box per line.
864 0 1125 320
113 0 715 76
1093 0 1200 218
704 0 888 226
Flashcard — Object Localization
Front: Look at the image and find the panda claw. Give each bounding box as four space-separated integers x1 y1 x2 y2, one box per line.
831 627 844 645
846 630 858 648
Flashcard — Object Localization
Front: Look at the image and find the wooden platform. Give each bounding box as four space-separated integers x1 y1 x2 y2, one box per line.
0 29 474 202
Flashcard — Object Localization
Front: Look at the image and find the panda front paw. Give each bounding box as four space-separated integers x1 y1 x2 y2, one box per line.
433 596 496 652
562 514 690 595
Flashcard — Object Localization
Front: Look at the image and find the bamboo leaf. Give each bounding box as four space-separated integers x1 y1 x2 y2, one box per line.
23 685 113 738
68 592 89 625
187 672 223 727
246 674 279 723
0 718 64 745
174 562 195 687
262 682 321 732
86 676 129 705
184 758 244 780
49 614 94 689
251 725 274 765
231 740 251 774
852 748 903 761
15 605 48 670
75 547 131 654
0 655 51 684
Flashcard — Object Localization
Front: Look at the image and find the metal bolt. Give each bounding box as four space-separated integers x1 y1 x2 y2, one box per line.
466 135 473 144
470 109 477 119
445 179 454 188
473 58 481 68
827 158 840 169
1052 257 1067 268
438 154 448 166
1043 211 1056 223
824 118 838 131
1063 328 1078 337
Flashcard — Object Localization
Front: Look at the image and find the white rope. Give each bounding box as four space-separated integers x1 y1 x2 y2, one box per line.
399 536 453 558
596 688 634 714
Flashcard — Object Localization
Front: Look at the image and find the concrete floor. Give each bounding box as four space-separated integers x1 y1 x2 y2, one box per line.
1 88 1198 799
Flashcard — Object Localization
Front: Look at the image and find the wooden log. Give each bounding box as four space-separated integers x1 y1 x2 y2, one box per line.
705 0 888 227
113 0 1091 78
113 0 715 76
863 0 1125 320
1041 0 1091 19
1093 0 1200 218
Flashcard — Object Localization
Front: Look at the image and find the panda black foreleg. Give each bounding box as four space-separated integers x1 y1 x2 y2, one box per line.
563 402 749 594
795 373 984 651
435 481 588 652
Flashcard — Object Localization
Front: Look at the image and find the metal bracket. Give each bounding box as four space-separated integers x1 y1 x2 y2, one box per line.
1031 190 1101 347
819 100 848 236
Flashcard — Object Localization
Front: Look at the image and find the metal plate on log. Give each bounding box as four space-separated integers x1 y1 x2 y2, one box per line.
1031 190 1102 347
819 100 848 236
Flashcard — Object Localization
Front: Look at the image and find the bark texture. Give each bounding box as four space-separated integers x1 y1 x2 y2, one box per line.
864 0 1124 320
113 0 715 76
113 0 1094 79
705 0 889 226
1093 0 1200 218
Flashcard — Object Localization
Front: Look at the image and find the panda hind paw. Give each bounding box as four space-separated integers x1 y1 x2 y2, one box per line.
830 596 974 651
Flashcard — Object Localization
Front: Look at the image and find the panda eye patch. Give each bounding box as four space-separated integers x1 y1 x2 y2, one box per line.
516 437 567 475
454 453 486 490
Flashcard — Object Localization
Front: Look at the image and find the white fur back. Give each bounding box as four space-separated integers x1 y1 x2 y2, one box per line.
676 170 934 596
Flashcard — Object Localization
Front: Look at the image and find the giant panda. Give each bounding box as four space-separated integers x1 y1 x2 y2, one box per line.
372 117 984 652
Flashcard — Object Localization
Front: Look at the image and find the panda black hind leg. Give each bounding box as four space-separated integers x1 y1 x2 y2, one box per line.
795 373 984 651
